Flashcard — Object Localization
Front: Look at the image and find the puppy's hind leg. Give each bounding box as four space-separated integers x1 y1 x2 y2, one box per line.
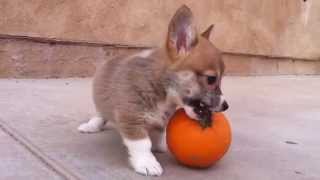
78 116 106 133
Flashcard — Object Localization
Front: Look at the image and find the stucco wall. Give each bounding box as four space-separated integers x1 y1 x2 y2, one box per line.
0 0 319 60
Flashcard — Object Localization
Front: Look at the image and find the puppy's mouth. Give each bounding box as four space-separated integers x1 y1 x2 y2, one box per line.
183 98 213 128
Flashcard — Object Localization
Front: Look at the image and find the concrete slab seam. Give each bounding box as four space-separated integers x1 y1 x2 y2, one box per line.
0 118 82 180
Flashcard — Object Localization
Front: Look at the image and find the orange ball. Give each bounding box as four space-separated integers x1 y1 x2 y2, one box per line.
166 109 232 168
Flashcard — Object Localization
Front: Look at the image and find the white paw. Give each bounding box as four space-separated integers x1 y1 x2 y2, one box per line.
78 117 105 133
123 138 163 176
130 153 163 176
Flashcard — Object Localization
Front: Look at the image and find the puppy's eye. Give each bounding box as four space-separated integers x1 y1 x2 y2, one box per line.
207 76 217 85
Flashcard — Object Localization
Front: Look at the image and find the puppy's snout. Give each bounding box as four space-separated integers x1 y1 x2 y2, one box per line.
212 95 229 112
221 101 229 111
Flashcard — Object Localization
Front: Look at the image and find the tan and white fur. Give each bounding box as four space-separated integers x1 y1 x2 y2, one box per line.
78 5 228 176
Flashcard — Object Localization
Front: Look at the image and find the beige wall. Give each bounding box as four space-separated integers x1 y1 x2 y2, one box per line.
0 0 319 60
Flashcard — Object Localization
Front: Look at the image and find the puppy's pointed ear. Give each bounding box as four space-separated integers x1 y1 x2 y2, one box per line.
167 5 198 61
201 24 214 39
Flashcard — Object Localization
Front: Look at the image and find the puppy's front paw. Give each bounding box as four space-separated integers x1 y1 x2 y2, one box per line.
77 117 105 133
130 154 163 176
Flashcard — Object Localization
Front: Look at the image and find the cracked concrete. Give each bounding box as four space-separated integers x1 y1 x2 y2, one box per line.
0 77 319 180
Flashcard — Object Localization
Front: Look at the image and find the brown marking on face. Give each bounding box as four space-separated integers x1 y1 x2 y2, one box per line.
170 36 224 81
165 5 224 80
167 34 227 113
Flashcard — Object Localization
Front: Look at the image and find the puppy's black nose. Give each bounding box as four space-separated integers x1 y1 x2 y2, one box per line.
221 101 229 111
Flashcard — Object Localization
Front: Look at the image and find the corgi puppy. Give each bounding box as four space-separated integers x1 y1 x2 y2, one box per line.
78 5 228 176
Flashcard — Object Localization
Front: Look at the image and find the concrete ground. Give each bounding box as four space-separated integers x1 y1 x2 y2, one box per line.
0 76 319 180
